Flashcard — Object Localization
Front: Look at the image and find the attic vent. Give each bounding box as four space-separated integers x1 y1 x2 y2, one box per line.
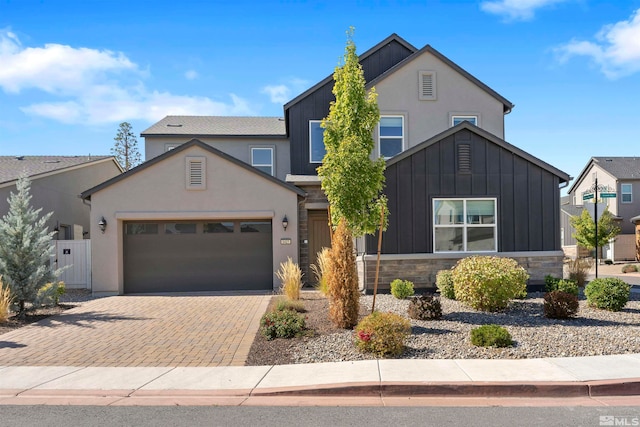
186 157 206 190
457 143 471 173
419 71 436 101
167 124 183 127
15 156 24 161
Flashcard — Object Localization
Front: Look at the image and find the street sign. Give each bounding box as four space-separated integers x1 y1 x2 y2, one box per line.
583 193 594 201
601 192 617 198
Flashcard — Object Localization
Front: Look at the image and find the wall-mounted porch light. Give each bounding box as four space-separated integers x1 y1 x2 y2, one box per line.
98 216 107 234
282 215 289 231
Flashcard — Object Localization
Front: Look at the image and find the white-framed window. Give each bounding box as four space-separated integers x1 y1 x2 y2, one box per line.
433 198 497 252
185 156 206 190
165 143 181 152
378 115 404 159
251 147 274 175
309 120 325 163
419 70 437 101
451 115 478 127
621 183 633 203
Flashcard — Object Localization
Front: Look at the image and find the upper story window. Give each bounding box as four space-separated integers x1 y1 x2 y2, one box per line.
378 116 404 159
251 147 274 176
309 121 326 163
433 198 497 253
621 183 633 203
452 115 478 127
419 71 437 101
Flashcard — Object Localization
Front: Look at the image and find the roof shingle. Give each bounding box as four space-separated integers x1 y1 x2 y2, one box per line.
0 156 112 185
593 157 640 179
141 116 286 136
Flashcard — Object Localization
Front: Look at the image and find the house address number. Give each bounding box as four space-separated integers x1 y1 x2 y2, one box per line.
280 238 292 245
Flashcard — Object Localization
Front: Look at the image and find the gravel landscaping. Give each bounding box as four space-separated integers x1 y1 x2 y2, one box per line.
247 290 640 365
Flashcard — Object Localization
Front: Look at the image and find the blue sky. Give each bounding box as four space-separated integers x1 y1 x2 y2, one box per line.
1 0 640 186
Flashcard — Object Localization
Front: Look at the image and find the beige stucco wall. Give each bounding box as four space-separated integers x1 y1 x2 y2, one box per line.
89 144 299 295
571 164 617 211
0 159 122 239
374 50 506 151
144 136 290 181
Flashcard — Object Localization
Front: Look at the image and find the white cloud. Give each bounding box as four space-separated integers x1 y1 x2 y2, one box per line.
480 0 570 21
0 30 255 124
555 8 640 78
184 69 199 80
261 78 309 104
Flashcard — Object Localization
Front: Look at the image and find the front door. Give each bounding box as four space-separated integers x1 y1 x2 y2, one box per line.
308 210 332 268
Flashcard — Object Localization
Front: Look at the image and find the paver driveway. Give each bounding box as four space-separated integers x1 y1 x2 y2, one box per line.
0 294 271 367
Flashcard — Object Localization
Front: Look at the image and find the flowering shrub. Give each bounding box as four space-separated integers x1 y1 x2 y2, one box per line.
260 309 306 340
585 278 631 312
544 290 579 319
436 269 455 299
452 256 529 312
354 311 411 357
390 279 414 299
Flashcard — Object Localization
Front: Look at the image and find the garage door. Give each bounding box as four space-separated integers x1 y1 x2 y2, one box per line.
123 220 273 293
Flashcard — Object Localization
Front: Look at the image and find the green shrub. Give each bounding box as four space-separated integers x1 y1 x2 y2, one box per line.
407 295 442 320
275 298 306 313
436 269 455 299
390 279 415 299
470 324 513 348
452 256 529 312
260 309 306 340
585 278 631 312
354 311 411 357
35 282 65 307
544 290 579 319
622 264 639 274
544 275 561 292
546 278 579 297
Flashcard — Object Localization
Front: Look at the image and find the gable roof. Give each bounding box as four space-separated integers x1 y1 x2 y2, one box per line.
567 157 640 194
283 33 417 112
81 139 305 200
387 121 570 183
141 116 286 137
366 44 514 114
0 156 119 187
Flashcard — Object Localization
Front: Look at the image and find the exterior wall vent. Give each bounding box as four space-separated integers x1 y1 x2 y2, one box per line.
186 156 206 190
457 143 471 173
419 71 437 101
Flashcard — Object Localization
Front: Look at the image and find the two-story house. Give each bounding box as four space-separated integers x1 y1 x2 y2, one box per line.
562 157 640 262
81 34 569 295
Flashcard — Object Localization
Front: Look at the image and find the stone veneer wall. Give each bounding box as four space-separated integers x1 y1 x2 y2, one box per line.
358 251 565 293
297 184 329 286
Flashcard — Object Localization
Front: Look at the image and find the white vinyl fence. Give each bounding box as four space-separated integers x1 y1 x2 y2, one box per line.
55 240 91 289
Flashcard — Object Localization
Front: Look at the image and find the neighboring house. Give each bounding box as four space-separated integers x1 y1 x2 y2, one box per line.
85 33 570 295
562 157 640 262
0 156 123 239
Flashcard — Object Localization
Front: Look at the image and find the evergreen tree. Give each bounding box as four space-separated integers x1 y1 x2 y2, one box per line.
0 176 61 315
111 122 142 171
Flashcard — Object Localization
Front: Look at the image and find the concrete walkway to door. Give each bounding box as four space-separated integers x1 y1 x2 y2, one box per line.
0 293 271 367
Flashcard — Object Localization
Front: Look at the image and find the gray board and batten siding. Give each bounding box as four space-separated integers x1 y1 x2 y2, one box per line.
366 124 571 255
285 35 416 176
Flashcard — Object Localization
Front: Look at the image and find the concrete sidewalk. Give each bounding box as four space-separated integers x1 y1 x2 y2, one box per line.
1 355 640 406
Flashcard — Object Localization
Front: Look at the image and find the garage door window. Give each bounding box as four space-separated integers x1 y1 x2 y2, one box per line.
126 223 158 234
204 222 234 233
241 221 271 233
164 223 197 234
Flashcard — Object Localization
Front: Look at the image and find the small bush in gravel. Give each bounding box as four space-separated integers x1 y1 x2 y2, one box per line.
585 278 631 312
544 275 561 292
407 294 442 320
354 311 411 357
275 298 306 313
622 264 639 274
470 324 513 348
260 309 306 340
544 290 579 319
436 269 455 299
452 256 529 312
390 279 415 299
546 279 579 297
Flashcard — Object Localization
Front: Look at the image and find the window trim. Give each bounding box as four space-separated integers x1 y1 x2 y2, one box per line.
378 115 405 159
185 156 206 190
433 197 498 253
309 120 325 164
251 146 274 176
451 115 479 127
621 183 633 204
